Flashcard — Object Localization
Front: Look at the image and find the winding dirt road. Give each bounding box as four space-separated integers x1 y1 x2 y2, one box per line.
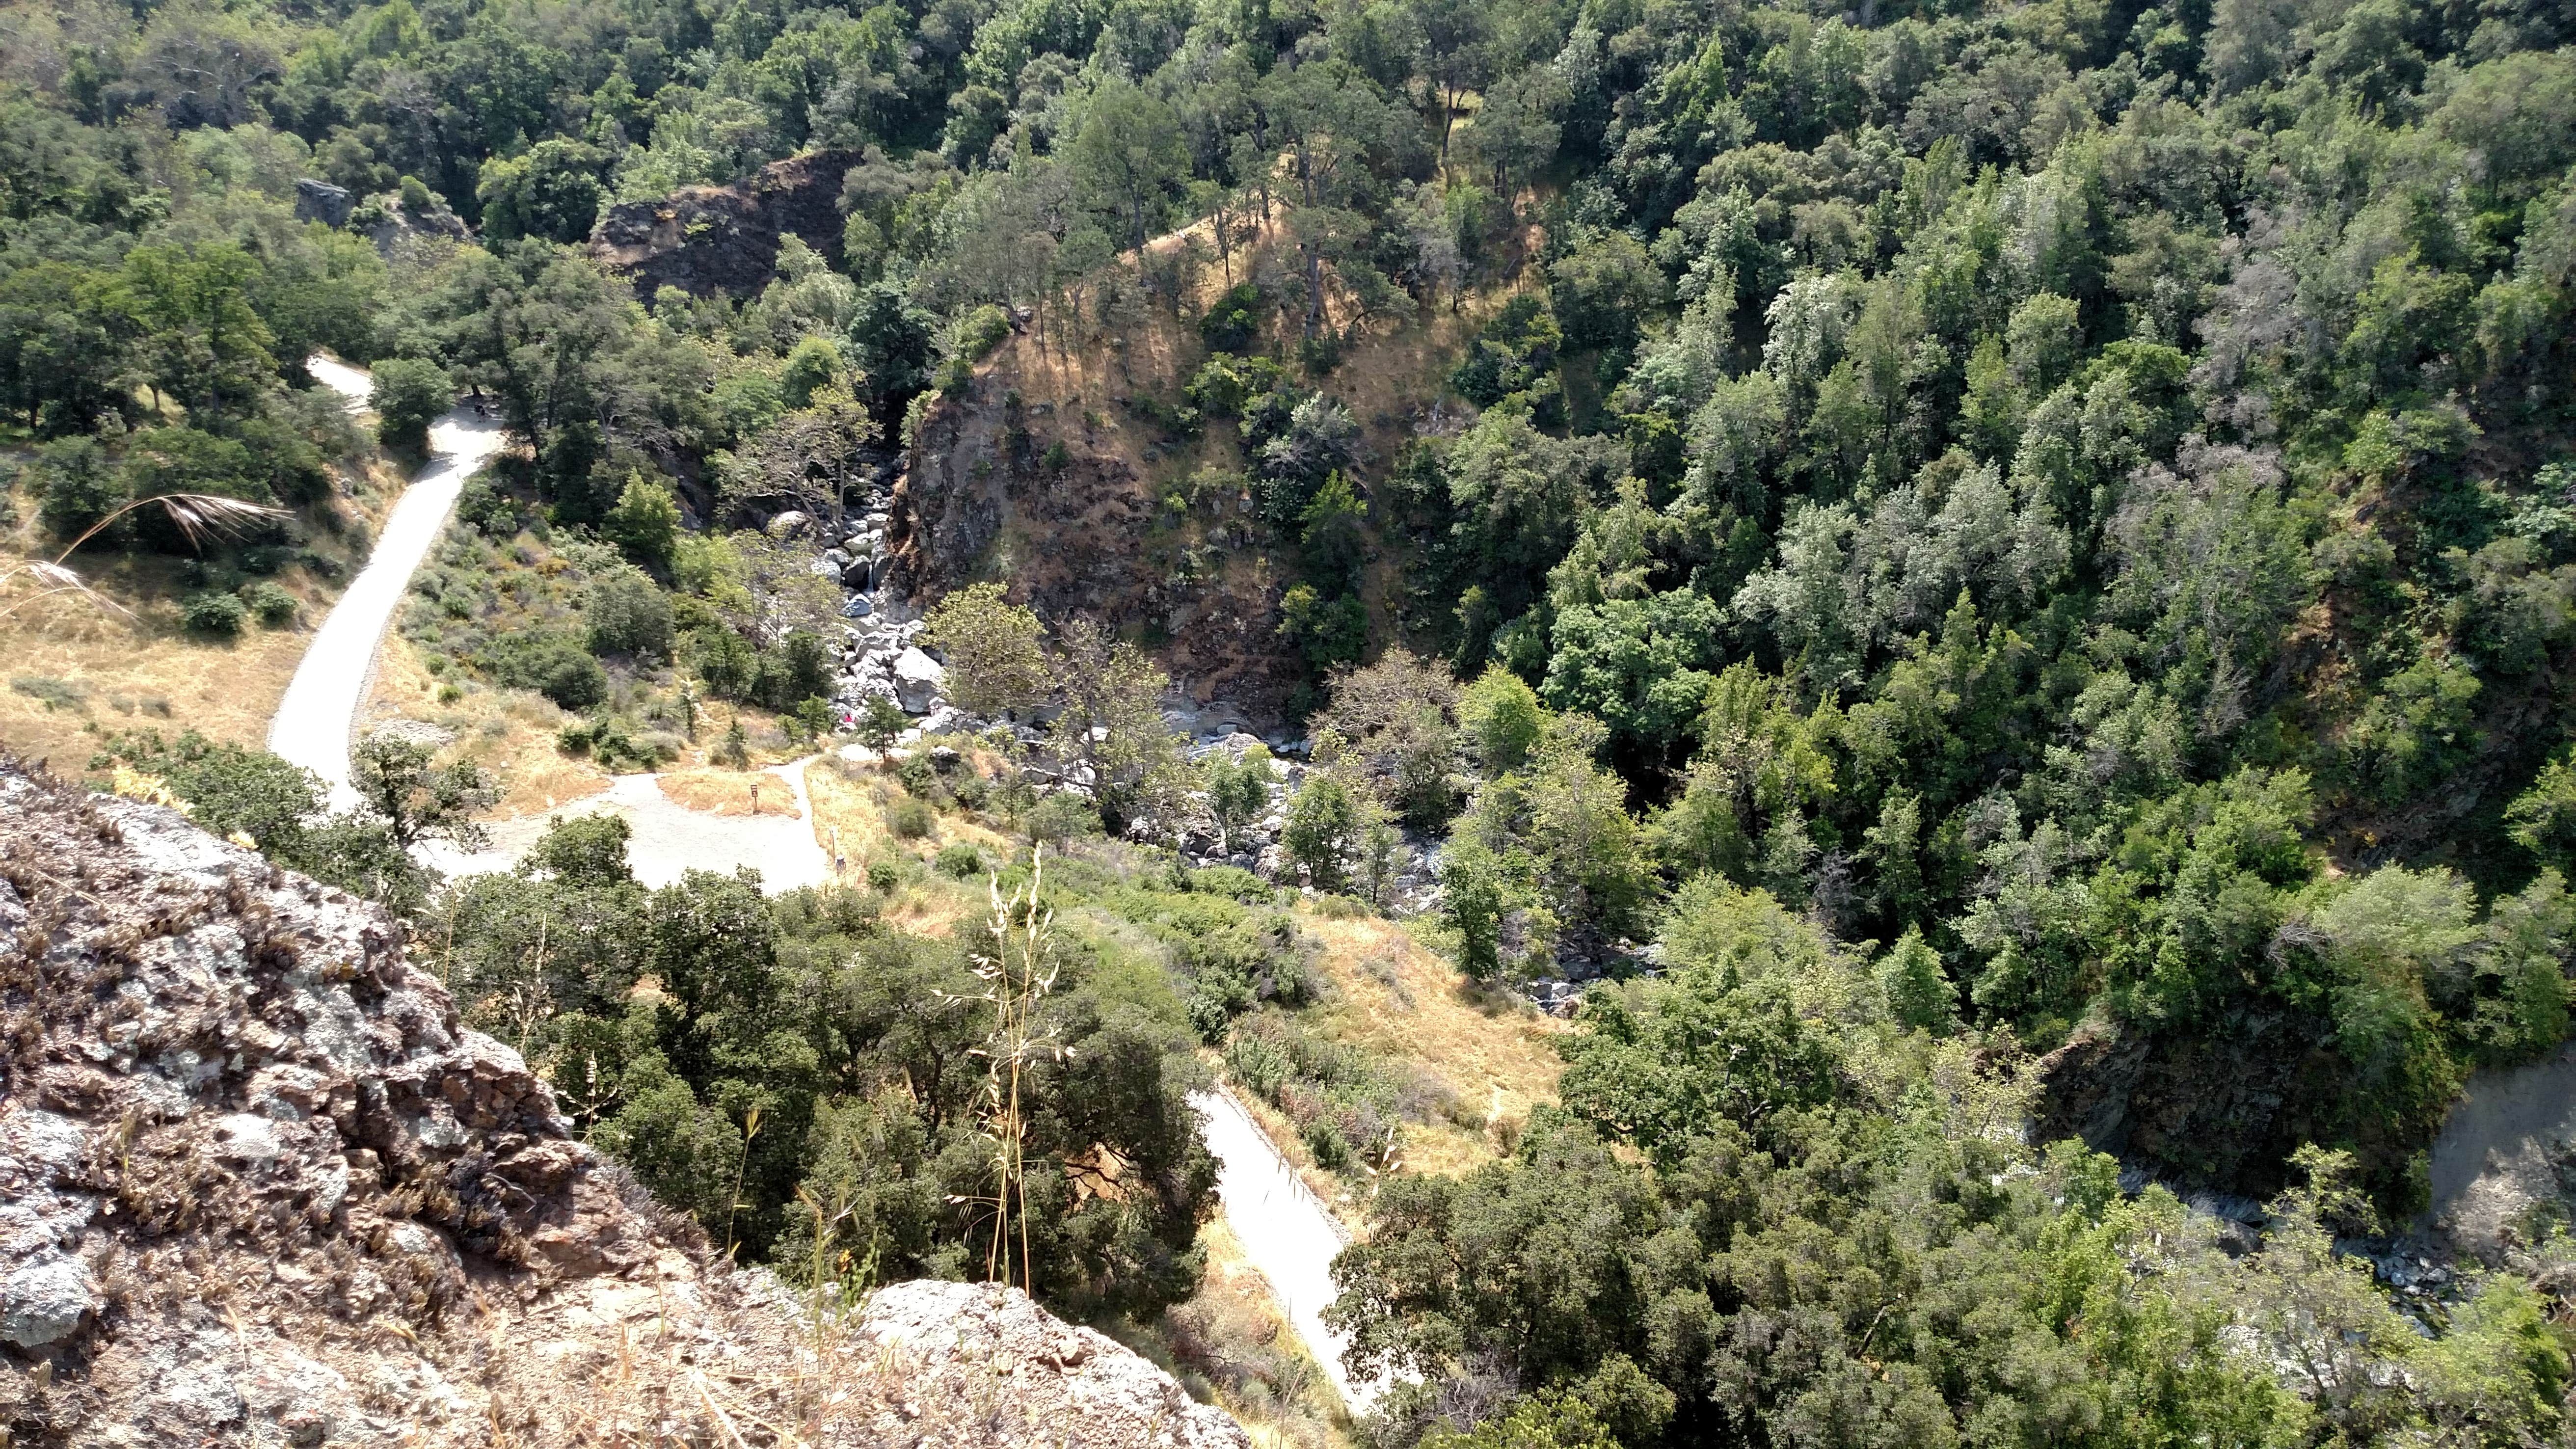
268 360 508 809
272 358 832 891
272 363 1355 1414
1189 1087 1393 1418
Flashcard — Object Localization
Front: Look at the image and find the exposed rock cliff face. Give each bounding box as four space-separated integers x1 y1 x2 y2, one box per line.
590 149 861 300
2033 1014 2362 1202
0 759 1248 1448
891 372 1304 725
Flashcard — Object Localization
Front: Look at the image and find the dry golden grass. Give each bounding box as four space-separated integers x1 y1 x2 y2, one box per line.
989 216 1529 494
1299 912 1566 1181
0 454 410 773
1121 1215 1352 1449
362 636 612 817
0 589 318 769
656 767 804 818
801 757 1016 936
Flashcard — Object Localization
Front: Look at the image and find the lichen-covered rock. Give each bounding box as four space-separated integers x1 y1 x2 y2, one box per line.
0 759 1252 1446
854 1281 1251 1449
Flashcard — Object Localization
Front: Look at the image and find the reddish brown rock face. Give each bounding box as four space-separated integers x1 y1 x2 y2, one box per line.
892 374 1305 730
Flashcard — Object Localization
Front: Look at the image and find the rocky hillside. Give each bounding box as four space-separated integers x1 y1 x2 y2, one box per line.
590 149 861 299
893 361 1309 726
0 757 1247 1449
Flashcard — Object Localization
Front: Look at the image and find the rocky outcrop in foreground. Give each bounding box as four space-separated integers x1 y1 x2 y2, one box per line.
0 758 1247 1448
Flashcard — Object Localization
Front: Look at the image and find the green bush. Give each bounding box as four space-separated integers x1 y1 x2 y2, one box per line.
887 795 936 839
456 480 522 536
934 842 984 878
481 629 609 709
864 859 901 891
583 566 674 659
939 304 1012 392
179 590 248 635
32 436 120 542
1200 282 1262 353
240 580 298 626
370 357 456 454
1184 354 1288 419
122 428 281 553
1023 790 1101 846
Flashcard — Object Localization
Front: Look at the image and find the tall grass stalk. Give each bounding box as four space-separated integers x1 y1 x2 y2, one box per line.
958 845 1063 1294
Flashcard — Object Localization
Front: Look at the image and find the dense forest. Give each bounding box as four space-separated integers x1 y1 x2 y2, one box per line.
9 0 2576 1442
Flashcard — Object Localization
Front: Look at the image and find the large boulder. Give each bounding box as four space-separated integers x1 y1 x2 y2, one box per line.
857 1281 1250 1448
293 178 354 227
589 149 864 300
892 645 947 713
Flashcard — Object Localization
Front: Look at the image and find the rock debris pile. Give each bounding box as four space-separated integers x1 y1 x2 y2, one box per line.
0 757 1247 1448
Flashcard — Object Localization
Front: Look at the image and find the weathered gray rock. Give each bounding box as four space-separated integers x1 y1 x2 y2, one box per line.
0 760 1255 1447
892 645 947 713
589 149 863 299
0 1253 98 1347
293 178 354 227
858 1281 1251 1449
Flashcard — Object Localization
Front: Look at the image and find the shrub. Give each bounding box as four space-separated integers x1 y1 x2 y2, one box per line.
948 301 1004 361
456 480 521 536
1449 294 1560 407
11 676 87 711
888 795 936 839
856 696 908 748
1184 354 1288 419
122 428 279 553
1200 282 1262 353
32 436 120 541
240 580 298 626
180 590 248 635
482 629 609 709
602 471 681 568
865 859 901 891
1186 865 1275 903
584 566 674 658
1024 791 1101 846
935 842 985 878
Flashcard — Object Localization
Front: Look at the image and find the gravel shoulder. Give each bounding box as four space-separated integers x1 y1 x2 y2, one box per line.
420 760 831 892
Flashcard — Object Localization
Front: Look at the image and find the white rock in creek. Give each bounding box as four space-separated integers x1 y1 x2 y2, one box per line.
891 646 947 713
